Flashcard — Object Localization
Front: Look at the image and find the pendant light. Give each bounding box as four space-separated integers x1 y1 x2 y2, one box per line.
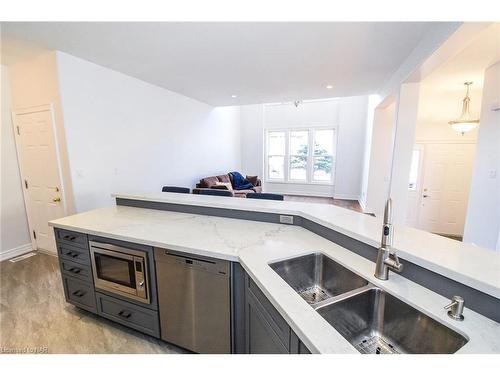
449 82 480 135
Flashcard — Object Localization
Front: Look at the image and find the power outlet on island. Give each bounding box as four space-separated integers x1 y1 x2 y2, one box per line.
279 215 294 225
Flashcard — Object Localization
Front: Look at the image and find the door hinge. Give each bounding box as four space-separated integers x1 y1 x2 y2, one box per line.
24 179 28 189
16 125 20 135
33 230 37 239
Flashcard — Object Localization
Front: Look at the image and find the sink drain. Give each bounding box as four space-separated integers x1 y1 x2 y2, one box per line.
355 336 400 354
298 285 331 304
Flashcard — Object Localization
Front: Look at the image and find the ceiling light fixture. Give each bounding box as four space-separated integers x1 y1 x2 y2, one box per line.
326 85 333 89
231 95 237 98
449 82 480 135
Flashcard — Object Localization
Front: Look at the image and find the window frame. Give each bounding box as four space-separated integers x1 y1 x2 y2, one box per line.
264 126 336 185
312 128 336 183
288 129 310 182
265 130 287 181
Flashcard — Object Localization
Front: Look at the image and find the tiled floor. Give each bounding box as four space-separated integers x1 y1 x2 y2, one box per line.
0 252 187 354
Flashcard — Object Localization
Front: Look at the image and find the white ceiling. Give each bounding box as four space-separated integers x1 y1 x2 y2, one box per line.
2 22 452 106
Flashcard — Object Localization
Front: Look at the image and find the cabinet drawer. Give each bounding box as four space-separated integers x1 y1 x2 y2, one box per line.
55 229 88 249
247 277 290 349
58 243 90 266
60 259 93 283
95 292 160 338
62 276 96 313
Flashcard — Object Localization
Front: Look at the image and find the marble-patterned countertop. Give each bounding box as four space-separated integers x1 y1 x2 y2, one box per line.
49 201 500 353
112 192 500 300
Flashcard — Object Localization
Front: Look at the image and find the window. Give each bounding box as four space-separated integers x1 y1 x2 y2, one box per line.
267 131 286 179
408 149 420 190
289 131 308 181
313 129 334 182
265 128 335 184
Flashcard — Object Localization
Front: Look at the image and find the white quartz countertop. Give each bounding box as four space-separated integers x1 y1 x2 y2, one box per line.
112 192 500 300
49 199 500 353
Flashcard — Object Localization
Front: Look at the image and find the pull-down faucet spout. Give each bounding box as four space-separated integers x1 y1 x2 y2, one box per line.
374 198 403 280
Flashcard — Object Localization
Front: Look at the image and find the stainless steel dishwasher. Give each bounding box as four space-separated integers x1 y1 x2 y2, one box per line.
154 248 231 353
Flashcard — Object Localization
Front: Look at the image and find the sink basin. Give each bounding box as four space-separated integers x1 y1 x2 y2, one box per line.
270 253 369 305
317 287 468 354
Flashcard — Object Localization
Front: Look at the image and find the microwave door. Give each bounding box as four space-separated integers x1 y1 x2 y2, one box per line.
92 248 137 296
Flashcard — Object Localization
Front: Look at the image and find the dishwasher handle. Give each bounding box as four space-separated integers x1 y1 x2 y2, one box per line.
154 248 230 276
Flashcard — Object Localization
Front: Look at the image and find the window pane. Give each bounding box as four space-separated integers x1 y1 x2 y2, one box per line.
314 129 334 156
268 132 285 155
313 156 333 181
290 131 308 155
290 156 307 180
268 156 284 179
408 149 420 190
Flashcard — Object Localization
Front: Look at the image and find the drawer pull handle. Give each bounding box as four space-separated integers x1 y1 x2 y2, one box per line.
72 290 85 297
63 235 77 241
118 310 132 319
69 267 81 274
66 251 79 258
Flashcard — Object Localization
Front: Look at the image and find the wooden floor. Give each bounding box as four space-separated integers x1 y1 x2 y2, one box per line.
0 252 187 354
284 195 363 213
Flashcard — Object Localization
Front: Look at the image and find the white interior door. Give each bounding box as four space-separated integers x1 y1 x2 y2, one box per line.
405 145 424 227
13 106 66 253
418 143 476 236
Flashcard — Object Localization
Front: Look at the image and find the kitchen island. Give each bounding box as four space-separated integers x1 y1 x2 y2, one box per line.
49 192 500 354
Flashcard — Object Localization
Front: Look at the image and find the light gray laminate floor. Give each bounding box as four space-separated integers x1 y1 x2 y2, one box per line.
0 252 187 354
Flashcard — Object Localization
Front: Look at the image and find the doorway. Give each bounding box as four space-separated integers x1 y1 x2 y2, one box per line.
406 142 476 238
12 105 67 253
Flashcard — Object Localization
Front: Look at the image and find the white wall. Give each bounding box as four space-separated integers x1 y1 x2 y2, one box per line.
240 104 264 177
56 52 241 212
334 96 369 200
0 65 31 258
8 51 76 215
464 61 500 251
255 98 368 198
359 96 378 210
390 83 421 224
362 102 396 215
263 100 339 197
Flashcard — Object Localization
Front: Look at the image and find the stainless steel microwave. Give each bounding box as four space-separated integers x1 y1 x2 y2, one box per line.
89 241 150 304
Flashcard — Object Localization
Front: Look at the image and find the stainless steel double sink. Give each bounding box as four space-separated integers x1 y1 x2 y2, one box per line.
270 253 468 354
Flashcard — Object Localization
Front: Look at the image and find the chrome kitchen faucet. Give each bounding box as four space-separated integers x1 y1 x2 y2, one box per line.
374 198 403 280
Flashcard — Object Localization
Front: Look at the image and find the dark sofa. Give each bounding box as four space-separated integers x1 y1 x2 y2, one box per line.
192 173 262 198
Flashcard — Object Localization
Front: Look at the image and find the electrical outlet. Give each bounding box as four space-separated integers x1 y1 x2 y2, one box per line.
279 215 294 225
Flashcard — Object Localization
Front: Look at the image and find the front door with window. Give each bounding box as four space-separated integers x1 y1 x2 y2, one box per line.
407 143 476 237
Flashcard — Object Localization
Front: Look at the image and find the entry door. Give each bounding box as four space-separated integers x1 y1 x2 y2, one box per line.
418 143 476 236
13 107 66 253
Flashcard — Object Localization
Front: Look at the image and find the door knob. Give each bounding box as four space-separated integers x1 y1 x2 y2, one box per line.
422 195 429 198
53 197 61 202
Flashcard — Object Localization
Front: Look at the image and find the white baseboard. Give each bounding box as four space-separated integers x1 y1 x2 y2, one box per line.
333 193 360 201
279 192 334 198
0 243 33 262
37 248 58 257
358 198 367 212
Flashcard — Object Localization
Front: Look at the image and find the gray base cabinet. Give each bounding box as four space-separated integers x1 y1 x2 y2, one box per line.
244 274 311 354
57 229 97 314
55 229 160 338
96 292 160 338
55 228 311 353
61 275 97 313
